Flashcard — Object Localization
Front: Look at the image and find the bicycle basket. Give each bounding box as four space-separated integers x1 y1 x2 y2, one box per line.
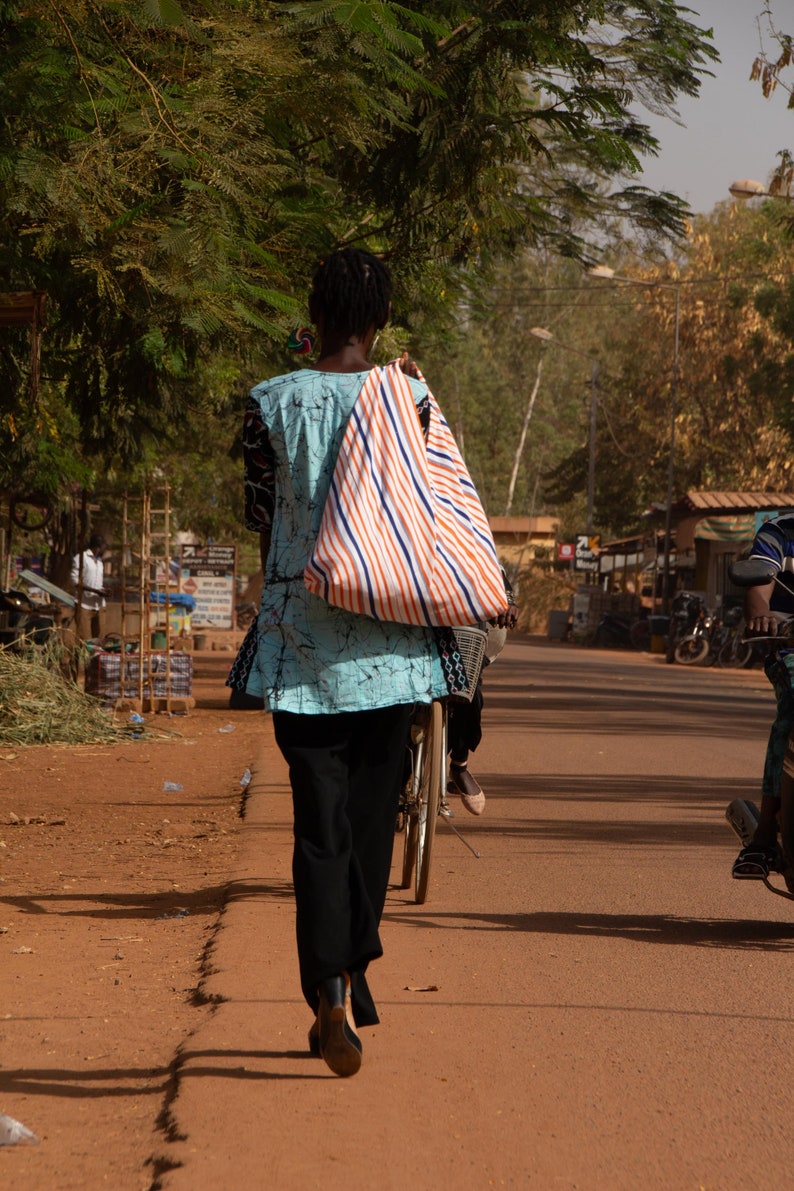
449 625 488 703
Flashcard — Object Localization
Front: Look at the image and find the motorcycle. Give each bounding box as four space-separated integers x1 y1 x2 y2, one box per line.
592 610 650 651
724 557 794 901
673 606 731 666
665 591 706 663
0 588 56 647
235 600 258 630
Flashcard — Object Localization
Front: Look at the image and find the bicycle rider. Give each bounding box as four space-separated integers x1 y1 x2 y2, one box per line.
731 513 794 879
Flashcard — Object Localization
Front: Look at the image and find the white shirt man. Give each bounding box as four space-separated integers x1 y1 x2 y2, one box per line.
70 535 106 638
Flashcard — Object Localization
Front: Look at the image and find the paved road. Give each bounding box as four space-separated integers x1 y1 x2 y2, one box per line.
159 639 794 1191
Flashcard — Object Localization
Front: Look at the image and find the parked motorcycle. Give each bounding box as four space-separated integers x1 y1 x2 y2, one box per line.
665 592 706 663
592 611 649 650
674 605 731 666
0 588 55 647
235 600 258 630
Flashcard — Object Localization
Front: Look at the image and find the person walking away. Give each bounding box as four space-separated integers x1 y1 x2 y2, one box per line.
238 248 459 1077
70 534 107 641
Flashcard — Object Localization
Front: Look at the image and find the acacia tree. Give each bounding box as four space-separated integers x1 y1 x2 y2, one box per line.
752 2 793 208
0 0 718 526
539 203 794 538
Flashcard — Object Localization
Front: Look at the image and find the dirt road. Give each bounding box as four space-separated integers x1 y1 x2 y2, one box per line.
2 639 793 1189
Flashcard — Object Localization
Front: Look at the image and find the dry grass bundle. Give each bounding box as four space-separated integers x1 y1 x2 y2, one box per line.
514 566 578 635
0 639 122 747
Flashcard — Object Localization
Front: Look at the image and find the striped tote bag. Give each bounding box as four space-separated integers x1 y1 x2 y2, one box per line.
304 363 508 628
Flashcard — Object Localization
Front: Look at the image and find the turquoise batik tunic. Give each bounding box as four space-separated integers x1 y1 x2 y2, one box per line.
241 369 448 715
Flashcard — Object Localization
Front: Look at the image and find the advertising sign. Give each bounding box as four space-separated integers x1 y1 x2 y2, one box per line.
180 544 236 628
575 533 601 572
558 542 575 563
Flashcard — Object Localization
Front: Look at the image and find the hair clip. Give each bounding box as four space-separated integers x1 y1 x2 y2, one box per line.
288 327 316 355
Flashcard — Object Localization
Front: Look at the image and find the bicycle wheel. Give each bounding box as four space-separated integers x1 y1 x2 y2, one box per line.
414 700 446 904
399 786 419 890
674 633 709 665
399 708 427 890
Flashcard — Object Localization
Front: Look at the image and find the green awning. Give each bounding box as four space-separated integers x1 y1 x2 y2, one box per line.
693 515 756 541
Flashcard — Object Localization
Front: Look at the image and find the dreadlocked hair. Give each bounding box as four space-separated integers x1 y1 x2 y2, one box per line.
310 248 392 339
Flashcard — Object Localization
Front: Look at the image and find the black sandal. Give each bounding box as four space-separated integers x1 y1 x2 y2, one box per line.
732 843 782 880
317 973 362 1077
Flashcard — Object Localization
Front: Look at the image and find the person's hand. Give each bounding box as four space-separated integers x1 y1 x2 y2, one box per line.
745 614 777 637
492 605 518 630
398 351 420 379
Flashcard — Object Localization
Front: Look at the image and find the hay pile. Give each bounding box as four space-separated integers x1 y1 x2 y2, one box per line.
0 641 122 747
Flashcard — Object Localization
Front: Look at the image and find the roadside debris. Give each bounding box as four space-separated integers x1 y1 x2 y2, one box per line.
0 1111 39 1146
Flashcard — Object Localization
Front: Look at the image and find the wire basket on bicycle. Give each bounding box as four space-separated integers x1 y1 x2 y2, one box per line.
448 625 488 703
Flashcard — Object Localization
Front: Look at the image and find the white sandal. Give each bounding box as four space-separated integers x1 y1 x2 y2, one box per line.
448 761 486 816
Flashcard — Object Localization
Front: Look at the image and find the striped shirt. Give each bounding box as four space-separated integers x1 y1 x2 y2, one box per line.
749 514 794 613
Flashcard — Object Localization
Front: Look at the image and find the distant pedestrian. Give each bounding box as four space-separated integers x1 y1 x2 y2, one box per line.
70 533 107 640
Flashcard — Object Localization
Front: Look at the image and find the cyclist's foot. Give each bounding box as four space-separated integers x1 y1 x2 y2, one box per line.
732 841 782 879
448 762 485 816
317 972 362 1077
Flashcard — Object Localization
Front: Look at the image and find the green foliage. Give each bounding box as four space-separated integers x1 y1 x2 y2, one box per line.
421 201 794 544
0 0 718 538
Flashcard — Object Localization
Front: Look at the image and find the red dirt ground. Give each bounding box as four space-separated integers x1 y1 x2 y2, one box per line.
0 642 258 1191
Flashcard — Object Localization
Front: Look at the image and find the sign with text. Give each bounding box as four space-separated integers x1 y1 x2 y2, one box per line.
558 542 575 563
575 533 601 572
180 544 236 628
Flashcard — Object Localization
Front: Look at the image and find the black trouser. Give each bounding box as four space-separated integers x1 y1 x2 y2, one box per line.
447 681 483 763
272 702 414 1028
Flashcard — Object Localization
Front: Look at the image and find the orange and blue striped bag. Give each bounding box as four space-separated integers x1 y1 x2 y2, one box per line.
304 363 508 628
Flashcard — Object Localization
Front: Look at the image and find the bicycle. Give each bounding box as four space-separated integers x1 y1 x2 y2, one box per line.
397 625 487 904
716 616 756 668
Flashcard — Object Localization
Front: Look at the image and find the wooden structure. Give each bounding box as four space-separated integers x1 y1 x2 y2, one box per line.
672 491 794 608
488 515 560 570
117 485 192 713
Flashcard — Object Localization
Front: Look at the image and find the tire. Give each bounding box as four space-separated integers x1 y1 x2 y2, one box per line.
629 619 650 651
414 700 445 904
400 799 418 890
10 496 51 531
779 746 794 894
717 636 753 668
707 626 730 665
674 633 710 665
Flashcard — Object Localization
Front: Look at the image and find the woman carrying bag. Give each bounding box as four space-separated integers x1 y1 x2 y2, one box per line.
238 247 505 1077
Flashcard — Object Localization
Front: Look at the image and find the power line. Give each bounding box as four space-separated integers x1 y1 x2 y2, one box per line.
488 269 794 293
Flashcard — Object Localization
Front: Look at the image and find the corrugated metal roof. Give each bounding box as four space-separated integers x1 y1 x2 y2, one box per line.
676 491 794 513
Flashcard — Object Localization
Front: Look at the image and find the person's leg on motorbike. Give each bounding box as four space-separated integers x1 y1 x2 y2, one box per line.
732 651 794 877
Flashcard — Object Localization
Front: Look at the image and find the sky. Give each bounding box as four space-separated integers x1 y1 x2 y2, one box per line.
634 0 792 215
